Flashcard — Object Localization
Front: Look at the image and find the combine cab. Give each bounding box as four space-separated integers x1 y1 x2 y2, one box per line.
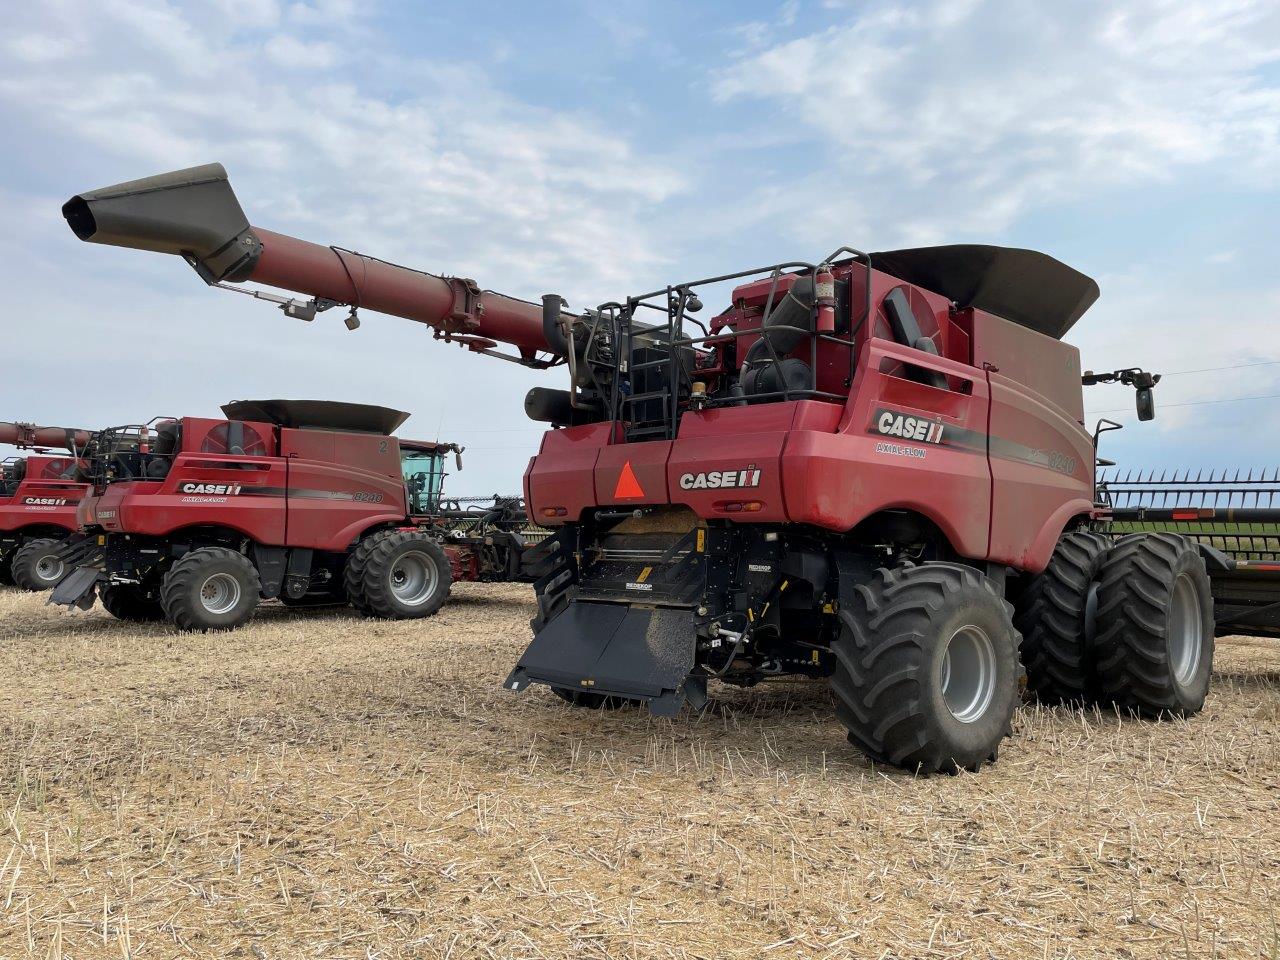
64 164 1216 773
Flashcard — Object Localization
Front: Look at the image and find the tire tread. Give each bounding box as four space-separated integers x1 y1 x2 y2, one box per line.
1092 533 1214 716
829 562 1020 774
1012 530 1110 703
160 546 261 632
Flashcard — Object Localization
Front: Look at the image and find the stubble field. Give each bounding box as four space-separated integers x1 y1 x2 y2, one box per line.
0 584 1276 959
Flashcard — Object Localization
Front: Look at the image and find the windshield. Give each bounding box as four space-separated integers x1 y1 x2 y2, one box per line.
402 449 445 515
0 457 21 497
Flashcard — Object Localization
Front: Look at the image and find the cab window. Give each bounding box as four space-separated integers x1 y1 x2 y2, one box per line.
402 450 445 514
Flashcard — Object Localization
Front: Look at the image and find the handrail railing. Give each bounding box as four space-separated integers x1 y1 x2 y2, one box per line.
604 249 875 442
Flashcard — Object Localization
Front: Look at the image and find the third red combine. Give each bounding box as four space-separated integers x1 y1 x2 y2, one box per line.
64 164 1214 773
0 420 92 590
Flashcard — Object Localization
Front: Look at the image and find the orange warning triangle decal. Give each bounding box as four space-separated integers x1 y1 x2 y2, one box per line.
614 461 645 499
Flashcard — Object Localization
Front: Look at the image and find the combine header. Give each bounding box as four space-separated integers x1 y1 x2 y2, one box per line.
65 163 1211 773
1099 468 1280 637
0 420 93 590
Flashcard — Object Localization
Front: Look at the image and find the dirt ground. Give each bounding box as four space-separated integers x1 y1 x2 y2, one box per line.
0 584 1276 960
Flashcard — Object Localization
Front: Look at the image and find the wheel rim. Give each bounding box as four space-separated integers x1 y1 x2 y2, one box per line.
390 551 438 606
940 624 997 723
199 572 242 615
1168 572 1204 686
35 555 64 583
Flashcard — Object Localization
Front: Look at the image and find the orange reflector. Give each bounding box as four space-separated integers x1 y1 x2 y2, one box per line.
718 500 763 513
614 461 645 499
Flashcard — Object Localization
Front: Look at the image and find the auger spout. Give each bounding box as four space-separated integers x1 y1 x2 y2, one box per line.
63 164 565 362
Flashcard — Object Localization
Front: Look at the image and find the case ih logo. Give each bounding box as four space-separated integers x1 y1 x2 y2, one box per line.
874 409 945 444
678 468 762 490
180 482 243 495
23 497 68 506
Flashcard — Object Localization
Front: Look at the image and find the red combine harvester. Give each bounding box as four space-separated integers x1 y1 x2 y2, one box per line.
0 421 93 590
64 164 1214 773
50 398 529 629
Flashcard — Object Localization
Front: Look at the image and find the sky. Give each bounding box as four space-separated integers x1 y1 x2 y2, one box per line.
1 0 1278 494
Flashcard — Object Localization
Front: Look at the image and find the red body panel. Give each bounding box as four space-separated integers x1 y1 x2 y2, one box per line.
524 423 615 522
525 261 1094 574
0 456 89 536
84 416 414 553
596 441 672 507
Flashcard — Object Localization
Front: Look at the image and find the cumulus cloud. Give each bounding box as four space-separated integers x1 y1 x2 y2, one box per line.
263 34 339 69
0 0 687 490
0 0 686 305
713 0 1280 239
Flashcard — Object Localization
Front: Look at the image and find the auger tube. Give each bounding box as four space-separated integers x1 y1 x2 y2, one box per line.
63 164 567 361
0 422 93 450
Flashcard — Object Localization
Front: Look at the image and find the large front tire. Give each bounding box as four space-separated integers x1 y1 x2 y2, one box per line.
160 547 261 632
0 553 14 586
352 531 451 619
1013 530 1111 704
11 538 68 591
830 562 1021 774
1093 533 1214 716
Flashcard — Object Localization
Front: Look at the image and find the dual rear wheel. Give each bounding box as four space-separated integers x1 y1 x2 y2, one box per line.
344 530 452 619
1015 531 1213 715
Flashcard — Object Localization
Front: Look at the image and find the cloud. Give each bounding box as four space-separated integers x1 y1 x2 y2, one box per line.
263 35 339 69
0 0 686 492
1072 266 1280 470
287 0 357 25
712 0 1280 239
0 0 686 307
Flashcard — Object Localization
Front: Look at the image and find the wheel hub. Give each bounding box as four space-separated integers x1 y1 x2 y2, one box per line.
35 555 64 583
940 624 997 723
390 551 437 606
199 572 242 615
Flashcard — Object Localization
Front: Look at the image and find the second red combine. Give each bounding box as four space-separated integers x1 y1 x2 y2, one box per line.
52 399 530 629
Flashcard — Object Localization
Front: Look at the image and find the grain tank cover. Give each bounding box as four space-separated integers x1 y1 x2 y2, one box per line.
220 400 410 435
870 245 1100 339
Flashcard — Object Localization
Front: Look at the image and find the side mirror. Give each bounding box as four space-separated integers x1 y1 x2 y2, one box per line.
1136 387 1155 421
1082 367 1161 422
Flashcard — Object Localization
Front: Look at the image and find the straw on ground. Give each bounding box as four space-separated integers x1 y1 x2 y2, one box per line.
0 584 1276 959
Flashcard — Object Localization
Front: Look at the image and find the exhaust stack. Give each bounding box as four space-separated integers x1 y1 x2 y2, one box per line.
63 164 566 361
